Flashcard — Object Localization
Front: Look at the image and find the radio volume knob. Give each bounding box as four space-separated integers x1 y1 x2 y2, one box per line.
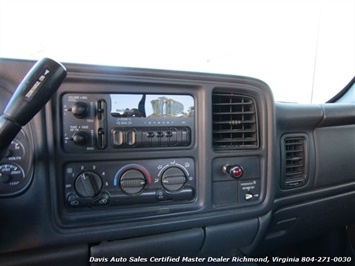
71 102 89 118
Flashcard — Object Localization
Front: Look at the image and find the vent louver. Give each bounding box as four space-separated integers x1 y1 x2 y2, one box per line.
212 93 258 150
281 135 308 189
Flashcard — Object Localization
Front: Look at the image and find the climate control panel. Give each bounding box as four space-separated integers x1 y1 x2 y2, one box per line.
64 158 195 208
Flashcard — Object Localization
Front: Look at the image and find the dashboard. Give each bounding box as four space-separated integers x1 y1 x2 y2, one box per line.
0 58 355 265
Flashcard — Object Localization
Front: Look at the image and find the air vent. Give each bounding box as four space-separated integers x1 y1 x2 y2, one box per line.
212 93 258 150
281 135 308 189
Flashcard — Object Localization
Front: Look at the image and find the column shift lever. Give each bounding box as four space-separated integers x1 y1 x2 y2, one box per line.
0 58 67 160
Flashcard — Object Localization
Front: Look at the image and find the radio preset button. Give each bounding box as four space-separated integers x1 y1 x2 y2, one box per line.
146 131 155 138
112 129 124 147
181 127 191 146
167 128 178 146
126 130 136 146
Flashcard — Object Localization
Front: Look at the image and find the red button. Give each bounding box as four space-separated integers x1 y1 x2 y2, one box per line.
230 166 243 178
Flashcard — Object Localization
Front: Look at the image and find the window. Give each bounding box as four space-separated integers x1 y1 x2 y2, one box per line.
0 0 354 103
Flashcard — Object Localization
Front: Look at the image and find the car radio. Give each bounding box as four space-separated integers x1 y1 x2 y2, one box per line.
61 93 194 152
61 93 196 208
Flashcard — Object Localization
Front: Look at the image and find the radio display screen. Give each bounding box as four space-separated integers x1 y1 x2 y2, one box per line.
110 94 194 119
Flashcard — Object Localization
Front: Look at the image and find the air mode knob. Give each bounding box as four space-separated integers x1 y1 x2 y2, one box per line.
71 102 89 118
162 167 186 192
74 171 103 198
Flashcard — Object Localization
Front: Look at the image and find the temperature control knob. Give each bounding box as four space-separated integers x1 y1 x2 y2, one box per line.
74 171 102 198
71 102 89 118
120 169 146 194
162 167 186 191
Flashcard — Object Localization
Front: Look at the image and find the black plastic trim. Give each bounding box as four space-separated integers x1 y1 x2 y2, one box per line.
327 76 355 103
